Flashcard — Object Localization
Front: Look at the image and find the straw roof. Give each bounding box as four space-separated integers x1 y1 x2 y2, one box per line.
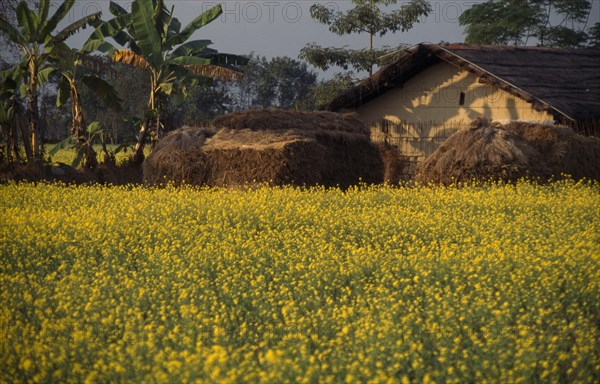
322 43 600 123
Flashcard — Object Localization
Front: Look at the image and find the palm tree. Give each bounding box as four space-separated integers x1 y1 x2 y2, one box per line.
83 0 248 163
0 0 101 161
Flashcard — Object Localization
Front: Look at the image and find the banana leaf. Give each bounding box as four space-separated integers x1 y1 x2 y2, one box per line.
16 1 39 41
56 75 71 108
81 74 123 112
54 12 102 43
168 4 222 46
0 17 25 45
131 0 162 67
42 0 76 39
39 0 50 22
170 39 212 57
109 1 128 17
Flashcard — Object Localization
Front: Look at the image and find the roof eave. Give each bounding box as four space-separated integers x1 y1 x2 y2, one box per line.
324 43 587 121
321 44 437 111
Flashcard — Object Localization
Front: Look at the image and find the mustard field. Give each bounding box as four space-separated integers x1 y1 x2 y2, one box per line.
1 181 599 383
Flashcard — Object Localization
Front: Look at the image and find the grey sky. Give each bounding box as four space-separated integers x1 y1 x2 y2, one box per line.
60 0 600 78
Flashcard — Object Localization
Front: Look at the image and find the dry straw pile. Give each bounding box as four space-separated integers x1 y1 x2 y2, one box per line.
502 121 600 181
417 119 600 184
377 143 407 184
143 110 383 187
142 126 214 186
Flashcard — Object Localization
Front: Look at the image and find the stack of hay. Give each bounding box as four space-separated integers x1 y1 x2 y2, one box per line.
143 110 384 187
142 126 213 186
417 119 600 184
377 143 407 184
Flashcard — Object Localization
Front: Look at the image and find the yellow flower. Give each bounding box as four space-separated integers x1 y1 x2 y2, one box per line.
0 180 598 383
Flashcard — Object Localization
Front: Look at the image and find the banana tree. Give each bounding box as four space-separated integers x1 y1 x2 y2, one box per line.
50 45 122 169
0 0 101 161
83 0 248 163
0 67 28 163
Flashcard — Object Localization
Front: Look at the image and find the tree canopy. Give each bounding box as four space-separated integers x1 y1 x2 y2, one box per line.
231 55 317 110
300 0 431 75
459 0 599 48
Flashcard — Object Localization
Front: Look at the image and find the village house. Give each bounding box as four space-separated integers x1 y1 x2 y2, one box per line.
322 43 600 175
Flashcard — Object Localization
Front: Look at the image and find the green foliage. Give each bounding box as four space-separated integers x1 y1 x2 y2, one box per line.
77 61 148 144
0 65 20 106
543 25 589 48
47 42 123 169
0 0 102 161
586 22 600 48
244 55 317 110
48 121 97 168
311 72 358 108
172 82 232 126
301 0 431 74
84 0 247 89
48 121 131 167
0 102 13 124
190 54 319 112
169 54 318 124
83 0 248 161
459 0 595 47
53 49 122 112
311 0 430 36
301 43 408 73
0 68 20 160
47 143 133 166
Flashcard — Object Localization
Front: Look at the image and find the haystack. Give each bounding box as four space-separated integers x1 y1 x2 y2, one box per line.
143 126 214 185
416 120 552 184
417 119 600 184
502 122 600 180
200 128 327 186
206 110 382 187
143 110 383 187
212 109 369 135
377 143 407 184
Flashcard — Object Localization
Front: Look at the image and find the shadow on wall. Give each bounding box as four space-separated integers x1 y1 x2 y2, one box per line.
361 63 553 167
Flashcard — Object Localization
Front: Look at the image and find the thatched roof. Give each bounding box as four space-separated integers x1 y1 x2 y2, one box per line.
322 43 600 123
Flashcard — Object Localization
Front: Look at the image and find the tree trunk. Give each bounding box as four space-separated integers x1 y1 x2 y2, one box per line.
71 83 97 169
28 91 39 160
155 114 163 142
132 80 157 165
369 0 374 76
17 104 33 163
7 96 21 164
28 59 41 162
6 121 18 164
5 123 14 164
369 31 374 76
131 120 150 164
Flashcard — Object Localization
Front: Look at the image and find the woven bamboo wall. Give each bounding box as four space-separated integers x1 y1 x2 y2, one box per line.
369 119 471 177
